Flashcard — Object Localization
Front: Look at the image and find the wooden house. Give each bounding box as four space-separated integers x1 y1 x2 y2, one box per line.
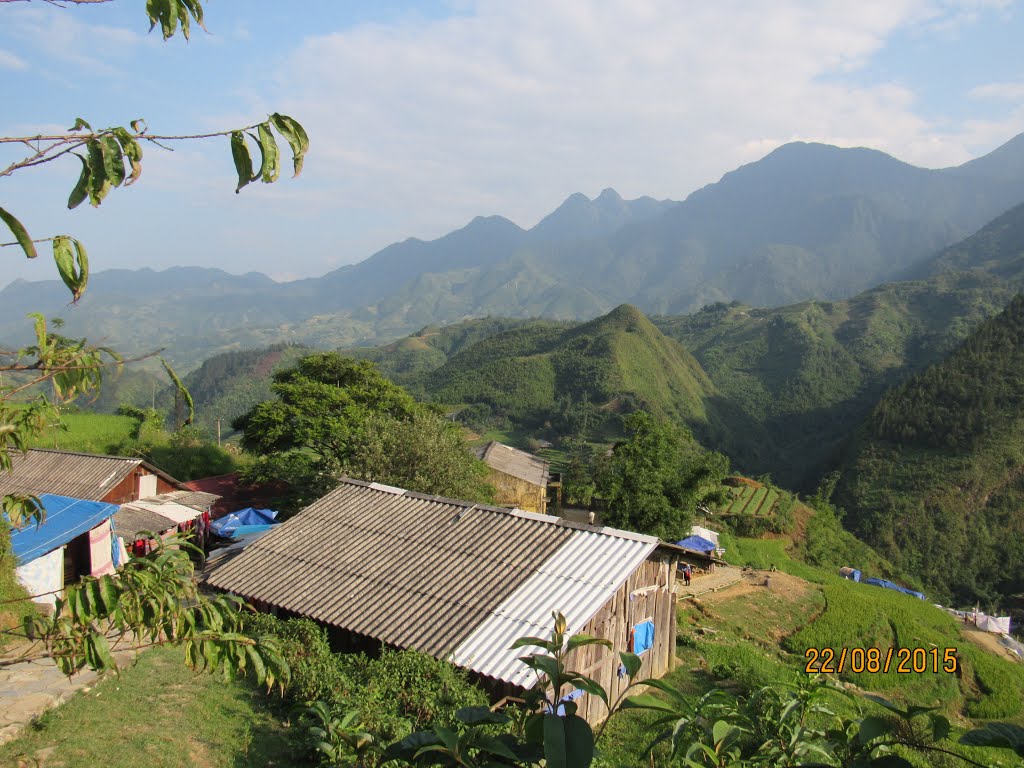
1 448 218 555
205 478 681 723
2 448 181 504
473 441 549 514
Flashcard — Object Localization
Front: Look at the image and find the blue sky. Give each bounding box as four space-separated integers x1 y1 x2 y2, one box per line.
1 0 1022 287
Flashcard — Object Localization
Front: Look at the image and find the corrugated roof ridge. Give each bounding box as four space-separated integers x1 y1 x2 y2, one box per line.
334 477 659 544
13 447 140 462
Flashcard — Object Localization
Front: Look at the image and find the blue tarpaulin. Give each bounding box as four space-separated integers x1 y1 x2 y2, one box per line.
210 508 278 538
676 535 717 553
229 524 277 539
632 619 655 655
863 577 925 600
7 494 119 566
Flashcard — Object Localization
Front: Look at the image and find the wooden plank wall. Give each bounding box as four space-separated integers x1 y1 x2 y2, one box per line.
564 550 678 724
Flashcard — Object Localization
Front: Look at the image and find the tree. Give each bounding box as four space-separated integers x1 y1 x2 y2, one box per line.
344 410 494 502
0 0 307 680
237 352 494 507
596 411 729 540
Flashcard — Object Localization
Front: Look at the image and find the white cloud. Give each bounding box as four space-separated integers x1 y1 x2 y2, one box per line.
261 0 1016 246
0 49 27 71
969 80 1024 101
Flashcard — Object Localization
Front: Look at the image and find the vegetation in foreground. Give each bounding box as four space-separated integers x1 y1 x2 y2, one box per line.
0 646 296 768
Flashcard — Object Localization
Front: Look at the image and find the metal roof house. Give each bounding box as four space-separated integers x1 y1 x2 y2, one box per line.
205 478 680 723
473 441 550 514
1 448 186 504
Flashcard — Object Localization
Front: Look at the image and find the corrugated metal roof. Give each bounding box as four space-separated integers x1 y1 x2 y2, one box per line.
112 506 177 539
120 498 202 525
474 441 549 487
450 531 656 687
159 489 220 511
206 479 584 657
0 449 186 500
8 494 119 565
206 478 666 685
1 449 139 500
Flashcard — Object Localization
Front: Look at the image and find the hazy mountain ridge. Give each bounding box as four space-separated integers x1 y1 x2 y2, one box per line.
5 135 1024 366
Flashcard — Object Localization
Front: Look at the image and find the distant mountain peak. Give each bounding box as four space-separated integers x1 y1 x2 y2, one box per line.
596 187 622 201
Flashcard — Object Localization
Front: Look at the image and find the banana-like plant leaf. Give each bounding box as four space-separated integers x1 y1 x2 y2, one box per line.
0 207 37 259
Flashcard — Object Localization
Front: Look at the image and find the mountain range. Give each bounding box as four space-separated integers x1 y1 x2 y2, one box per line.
4 133 1024 366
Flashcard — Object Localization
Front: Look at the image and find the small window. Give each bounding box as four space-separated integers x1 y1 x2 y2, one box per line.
631 619 655 656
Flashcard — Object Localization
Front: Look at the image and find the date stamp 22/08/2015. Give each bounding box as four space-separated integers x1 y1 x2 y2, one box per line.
804 647 959 675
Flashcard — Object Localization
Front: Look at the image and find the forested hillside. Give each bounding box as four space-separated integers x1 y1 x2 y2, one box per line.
416 304 719 439
836 294 1024 606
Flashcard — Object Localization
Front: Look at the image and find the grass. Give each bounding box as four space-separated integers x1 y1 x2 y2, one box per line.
26 411 138 454
0 527 34 652
599 541 1024 766
0 647 299 768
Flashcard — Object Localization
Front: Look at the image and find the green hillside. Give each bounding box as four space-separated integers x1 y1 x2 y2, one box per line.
837 294 1024 607
418 304 718 437
656 270 1016 488
175 343 312 440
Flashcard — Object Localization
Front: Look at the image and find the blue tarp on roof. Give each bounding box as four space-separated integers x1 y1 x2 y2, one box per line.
863 577 925 600
676 535 717 553
210 508 278 538
229 524 278 539
7 494 119 566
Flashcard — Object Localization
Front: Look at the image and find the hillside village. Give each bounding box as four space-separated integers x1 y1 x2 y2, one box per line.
6 2 1024 766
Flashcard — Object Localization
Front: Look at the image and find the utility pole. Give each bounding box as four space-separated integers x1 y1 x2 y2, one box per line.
216 417 222 447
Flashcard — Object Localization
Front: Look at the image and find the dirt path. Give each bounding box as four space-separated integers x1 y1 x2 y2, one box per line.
960 627 1022 664
675 566 746 597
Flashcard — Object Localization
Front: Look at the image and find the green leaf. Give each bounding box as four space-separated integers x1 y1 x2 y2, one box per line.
712 719 733 745
158 0 178 40
52 236 89 302
566 633 612 652
510 636 553 651
179 0 206 31
101 135 126 187
564 674 607 704
620 693 678 713
130 118 147 134
176 0 191 40
256 122 280 183
0 207 37 259
68 117 92 132
269 113 309 177
112 128 143 186
85 140 111 206
542 713 567 768
618 650 642 679
562 714 594 768
455 706 509 725
476 734 519 760
68 154 91 209
229 131 254 193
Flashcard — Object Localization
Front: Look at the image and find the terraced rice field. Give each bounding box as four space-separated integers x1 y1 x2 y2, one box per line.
721 483 779 517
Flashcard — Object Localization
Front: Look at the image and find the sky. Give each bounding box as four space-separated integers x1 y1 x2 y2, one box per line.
1 0 1022 287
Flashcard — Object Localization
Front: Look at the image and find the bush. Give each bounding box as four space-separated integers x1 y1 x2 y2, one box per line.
347 649 489 742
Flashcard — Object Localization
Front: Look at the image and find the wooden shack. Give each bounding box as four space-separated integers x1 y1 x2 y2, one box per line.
473 440 549 513
205 478 679 724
